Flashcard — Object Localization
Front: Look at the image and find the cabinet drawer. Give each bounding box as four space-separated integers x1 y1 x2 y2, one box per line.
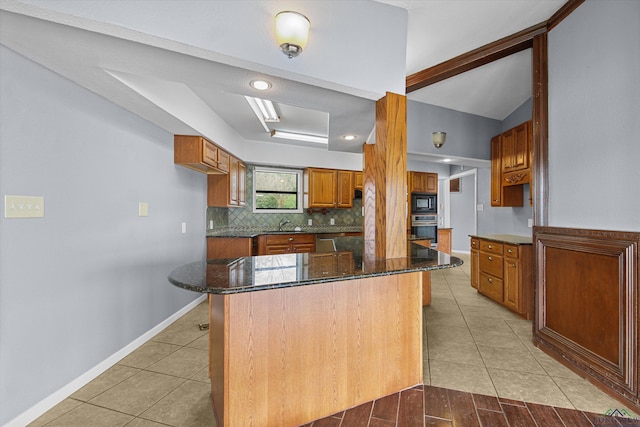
471 238 480 250
265 234 314 245
292 243 315 253
479 252 503 278
479 272 503 303
504 244 519 258
480 240 503 255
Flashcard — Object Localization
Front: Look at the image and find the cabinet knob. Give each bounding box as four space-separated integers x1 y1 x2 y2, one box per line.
488 245 493 249
510 263 516 268
507 249 513 253
488 278 493 283
488 256 493 261
289 237 294 241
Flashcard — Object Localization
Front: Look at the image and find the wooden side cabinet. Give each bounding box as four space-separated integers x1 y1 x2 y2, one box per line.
409 171 438 193
437 228 452 254
471 236 533 319
354 172 363 190
207 237 254 259
336 170 354 208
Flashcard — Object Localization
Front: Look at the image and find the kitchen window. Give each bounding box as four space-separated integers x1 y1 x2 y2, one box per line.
253 167 303 213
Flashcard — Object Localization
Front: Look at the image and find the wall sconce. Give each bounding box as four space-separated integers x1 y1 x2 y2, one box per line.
275 11 310 58
432 132 446 149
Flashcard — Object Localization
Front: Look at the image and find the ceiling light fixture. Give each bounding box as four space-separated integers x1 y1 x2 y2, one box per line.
245 96 279 132
250 80 272 91
275 11 310 58
271 130 327 144
432 131 446 149
343 134 356 141
442 158 454 163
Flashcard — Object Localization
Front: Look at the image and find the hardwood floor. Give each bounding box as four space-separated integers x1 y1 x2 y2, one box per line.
302 384 632 427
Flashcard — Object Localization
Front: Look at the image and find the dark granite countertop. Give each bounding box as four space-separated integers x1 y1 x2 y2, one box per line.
207 227 363 238
469 234 532 245
169 240 462 295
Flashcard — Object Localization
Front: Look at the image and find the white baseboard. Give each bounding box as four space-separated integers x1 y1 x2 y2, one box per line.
3 295 206 427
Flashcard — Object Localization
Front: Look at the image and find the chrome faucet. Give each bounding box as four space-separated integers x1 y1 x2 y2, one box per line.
278 219 290 231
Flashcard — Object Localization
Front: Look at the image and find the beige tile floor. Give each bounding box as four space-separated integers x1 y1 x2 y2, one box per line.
29 253 637 426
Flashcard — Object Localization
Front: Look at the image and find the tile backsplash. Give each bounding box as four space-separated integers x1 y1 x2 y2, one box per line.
206 165 363 231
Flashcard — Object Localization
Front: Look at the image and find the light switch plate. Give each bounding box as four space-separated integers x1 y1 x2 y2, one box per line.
4 195 44 218
138 202 149 217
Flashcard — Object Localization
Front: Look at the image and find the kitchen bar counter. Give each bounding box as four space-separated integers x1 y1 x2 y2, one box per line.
168 243 461 427
469 233 532 245
169 242 461 294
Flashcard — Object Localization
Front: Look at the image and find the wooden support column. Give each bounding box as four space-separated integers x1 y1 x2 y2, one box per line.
363 92 408 260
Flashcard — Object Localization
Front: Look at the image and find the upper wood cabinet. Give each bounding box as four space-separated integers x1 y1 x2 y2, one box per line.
336 170 354 208
490 121 531 207
174 135 230 174
409 171 438 193
208 155 246 207
303 168 355 209
354 172 363 190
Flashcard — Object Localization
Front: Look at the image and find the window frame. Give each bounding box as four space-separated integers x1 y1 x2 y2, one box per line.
252 166 303 214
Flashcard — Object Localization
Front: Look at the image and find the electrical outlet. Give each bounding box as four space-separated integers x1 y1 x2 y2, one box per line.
528 218 533 228
4 195 44 218
181 222 187 234
330 218 335 225
138 202 149 217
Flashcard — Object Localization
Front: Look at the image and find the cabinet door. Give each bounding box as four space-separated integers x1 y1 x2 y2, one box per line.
490 136 502 206
503 257 520 311
238 161 246 206
217 150 230 173
336 170 354 208
228 156 239 206
501 129 515 173
471 249 479 289
308 168 337 208
410 172 427 193
202 140 218 168
425 173 438 193
479 272 503 304
512 121 530 171
354 172 363 190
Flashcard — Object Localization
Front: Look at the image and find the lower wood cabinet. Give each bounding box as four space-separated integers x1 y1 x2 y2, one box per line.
207 237 254 259
437 228 452 254
470 236 533 319
257 233 315 255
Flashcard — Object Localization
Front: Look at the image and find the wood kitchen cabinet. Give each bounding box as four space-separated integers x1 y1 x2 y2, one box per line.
257 233 315 255
490 121 530 207
174 135 230 174
409 171 438 193
303 168 355 209
207 156 246 207
354 172 363 190
471 236 533 319
207 237 254 259
470 238 479 289
437 228 452 254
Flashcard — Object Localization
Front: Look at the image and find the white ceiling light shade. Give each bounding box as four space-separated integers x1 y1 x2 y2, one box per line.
432 131 446 148
343 134 356 141
250 79 272 91
271 130 327 144
275 11 310 58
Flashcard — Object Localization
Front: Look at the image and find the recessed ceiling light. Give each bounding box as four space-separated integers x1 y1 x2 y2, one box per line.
343 134 356 141
442 158 454 163
250 80 272 91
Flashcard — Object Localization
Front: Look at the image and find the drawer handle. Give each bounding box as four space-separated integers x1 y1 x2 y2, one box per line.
488 245 493 249
507 249 513 253
488 256 493 261
488 278 493 283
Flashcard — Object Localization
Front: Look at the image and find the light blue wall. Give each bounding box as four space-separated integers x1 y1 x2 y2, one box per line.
449 173 477 251
0 46 206 424
407 100 501 160
502 98 532 131
548 0 640 231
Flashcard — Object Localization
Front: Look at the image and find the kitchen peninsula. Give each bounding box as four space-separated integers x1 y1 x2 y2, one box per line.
169 242 461 427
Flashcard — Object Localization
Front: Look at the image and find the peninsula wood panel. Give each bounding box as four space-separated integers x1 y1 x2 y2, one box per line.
534 227 639 412
209 273 423 427
207 237 253 259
